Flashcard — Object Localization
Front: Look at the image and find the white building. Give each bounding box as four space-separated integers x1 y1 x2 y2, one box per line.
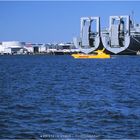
2 41 23 48
24 43 34 53
39 45 46 53
0 41 26 54
0 44 5 54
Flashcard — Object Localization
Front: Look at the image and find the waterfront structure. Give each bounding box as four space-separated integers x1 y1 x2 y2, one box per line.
0 41 80 55
25 43 50 54
2 15 140 55
0 41 26 54
39 45 46 53
0 42 4 53
46 43 80 55
24 43 34 53
101 15 140 54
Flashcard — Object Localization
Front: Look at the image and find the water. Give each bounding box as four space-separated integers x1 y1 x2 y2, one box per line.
0 55 140 139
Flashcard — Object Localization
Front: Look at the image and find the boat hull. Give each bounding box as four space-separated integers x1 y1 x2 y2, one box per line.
119 36 140 55
71 53 110 59
102 36 140 55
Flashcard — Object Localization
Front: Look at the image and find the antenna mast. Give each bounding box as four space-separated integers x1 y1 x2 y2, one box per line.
131 10 134 26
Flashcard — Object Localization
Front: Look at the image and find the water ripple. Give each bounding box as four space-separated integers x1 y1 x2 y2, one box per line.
0 55 140 139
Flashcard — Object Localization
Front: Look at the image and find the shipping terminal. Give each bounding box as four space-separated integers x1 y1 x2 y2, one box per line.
1 15 140 56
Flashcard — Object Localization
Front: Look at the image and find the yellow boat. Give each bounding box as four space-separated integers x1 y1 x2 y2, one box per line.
71 49 110 59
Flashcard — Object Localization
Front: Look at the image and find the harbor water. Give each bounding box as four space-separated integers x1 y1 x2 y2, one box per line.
0 55 140 139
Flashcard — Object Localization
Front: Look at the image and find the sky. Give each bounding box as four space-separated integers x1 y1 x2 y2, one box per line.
0 1 140 43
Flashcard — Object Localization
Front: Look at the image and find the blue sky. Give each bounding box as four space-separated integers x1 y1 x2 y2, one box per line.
0 1 140 43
